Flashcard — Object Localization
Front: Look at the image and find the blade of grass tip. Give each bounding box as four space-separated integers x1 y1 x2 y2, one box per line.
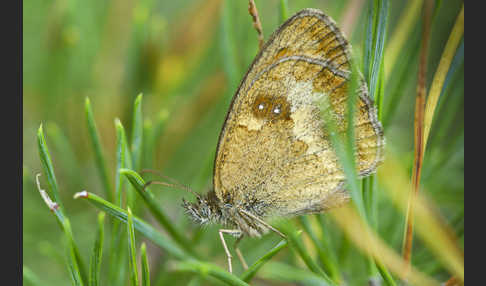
422 4 463 152
131 93 144 171
279 0 288 24
240 236 292 282
141 243 150 286
127 207 140 286
115 118 128 207
402 0 434 273
74 191 192 260
278 222 335 284
89 212 105 286
119 119 136 210
37 124 64 212
120 168 197 257
298 217 341 283
63 219 84 286
85 98 114 203
173 260 251 286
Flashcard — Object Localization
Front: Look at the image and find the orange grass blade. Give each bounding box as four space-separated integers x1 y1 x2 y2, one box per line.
402 0 433 271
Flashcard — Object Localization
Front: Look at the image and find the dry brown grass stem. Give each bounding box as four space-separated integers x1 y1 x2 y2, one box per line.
248 0 264 51
402 0 434 274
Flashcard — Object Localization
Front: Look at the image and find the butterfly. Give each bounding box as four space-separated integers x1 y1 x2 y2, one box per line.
182 8 384 273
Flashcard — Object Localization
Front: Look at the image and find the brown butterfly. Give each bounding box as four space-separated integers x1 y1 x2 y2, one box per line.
182 8 384 273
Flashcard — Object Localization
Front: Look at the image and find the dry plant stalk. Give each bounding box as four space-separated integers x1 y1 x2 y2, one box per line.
402 0 434 273
248 0 264 50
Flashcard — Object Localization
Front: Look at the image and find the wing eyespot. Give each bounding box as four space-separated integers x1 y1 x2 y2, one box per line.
252 94 291 120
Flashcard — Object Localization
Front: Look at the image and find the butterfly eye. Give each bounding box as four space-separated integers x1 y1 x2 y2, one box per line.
273 105 281 114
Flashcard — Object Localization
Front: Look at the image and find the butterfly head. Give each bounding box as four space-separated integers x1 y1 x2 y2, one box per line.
182 190 223 226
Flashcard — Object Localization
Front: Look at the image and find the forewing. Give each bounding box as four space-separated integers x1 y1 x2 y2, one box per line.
213 8 384 217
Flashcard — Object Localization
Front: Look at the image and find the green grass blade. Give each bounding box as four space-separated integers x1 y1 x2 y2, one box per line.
279 0 288 24
85 98 113 203
108 221 128 286
131 93 144 171
173 260 250 286
258 262 333 286
120 168 197 257
362 1 395 283
279 222 335 284
35 133 89 284
141 243 150 286
23 266 49 286
63 219 84 286
74 191 191 260
298 217 341 283
89 212 105 286
375 260 397 286
37 124 64 212
319 66 364 218
115 118 131 207
127 207 139 286
35 173 65 225
240 238 289 282
367 0 389 101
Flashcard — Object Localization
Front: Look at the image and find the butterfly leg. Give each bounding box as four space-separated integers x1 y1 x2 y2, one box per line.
239 209 286 238
218 229 241 273
234 235 248 270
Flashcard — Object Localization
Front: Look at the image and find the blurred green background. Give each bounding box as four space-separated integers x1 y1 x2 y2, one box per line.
23 0 463 285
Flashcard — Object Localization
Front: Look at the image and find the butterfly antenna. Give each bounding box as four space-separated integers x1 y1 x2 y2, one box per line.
140 169 200 198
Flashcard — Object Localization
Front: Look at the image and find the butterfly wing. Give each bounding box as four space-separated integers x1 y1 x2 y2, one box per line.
213 8 384 218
